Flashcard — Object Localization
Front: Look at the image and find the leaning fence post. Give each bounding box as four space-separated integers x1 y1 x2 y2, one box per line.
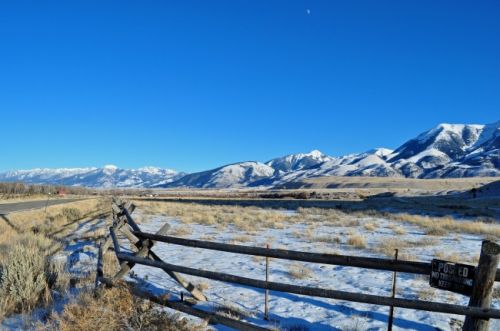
463 240 500 331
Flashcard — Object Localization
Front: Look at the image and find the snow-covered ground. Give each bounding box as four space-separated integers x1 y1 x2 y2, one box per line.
124 210 500 331
5 207 497 331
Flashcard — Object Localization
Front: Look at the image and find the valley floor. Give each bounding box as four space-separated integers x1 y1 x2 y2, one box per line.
126 209 500 331
2 199 500 330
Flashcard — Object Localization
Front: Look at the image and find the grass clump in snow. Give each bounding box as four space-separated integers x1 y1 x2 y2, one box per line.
215 302 256 321
287 262 313 279
347 234 366 249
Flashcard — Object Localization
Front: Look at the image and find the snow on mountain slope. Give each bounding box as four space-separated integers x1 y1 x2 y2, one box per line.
1 122 498 188
164 162 275 188
388 122 499 178
271 148 401 185
266 150 334 173
0 166 183 188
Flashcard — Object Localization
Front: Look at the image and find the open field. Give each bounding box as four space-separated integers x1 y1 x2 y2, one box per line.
0 188 499 330
124 177 500 199
124 200 500 330
135 190 500 220
275 176 498 192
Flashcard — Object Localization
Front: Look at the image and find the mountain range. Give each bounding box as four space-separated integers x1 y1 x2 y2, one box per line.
1 122 498 188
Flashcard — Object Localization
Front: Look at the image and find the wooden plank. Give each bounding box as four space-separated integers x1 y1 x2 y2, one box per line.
132 231 431 276
109 226 121 254
463 240 500 330
146 249 207 301
121 207 141 232
114 206 207 301
112 222 170 281
116 252 500 319
95 238 105 289
113 244 151 281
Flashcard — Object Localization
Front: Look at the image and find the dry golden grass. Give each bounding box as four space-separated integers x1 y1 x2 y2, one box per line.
417 287 437 301
375 236 438 258
287 263 313 279
376 238 408 257
292 228 314 241
231 234 252 243
252 255 263 264
133 201 294 231
392 226 407 235
0 197 110 321
363 222 377 231
347 234 366 249
377 212 500 238
7 198 103 232
398 252 418 261
199 234 215 241
215 301 256 320
314 234 341 245
425 226 447 236
0 232 54 315
42 285 206 331
435 251 465 264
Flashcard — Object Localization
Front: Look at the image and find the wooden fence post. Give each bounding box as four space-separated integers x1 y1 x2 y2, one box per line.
265 244 270 321
463 240 500 331
388 249 398 331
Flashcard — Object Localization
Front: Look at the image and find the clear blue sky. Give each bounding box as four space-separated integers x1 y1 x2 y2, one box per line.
0 1 498 172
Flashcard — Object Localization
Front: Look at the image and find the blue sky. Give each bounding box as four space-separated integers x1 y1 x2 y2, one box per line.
0 1 498 172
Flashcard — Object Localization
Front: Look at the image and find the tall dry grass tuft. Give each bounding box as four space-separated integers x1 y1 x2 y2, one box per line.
347 234 366 249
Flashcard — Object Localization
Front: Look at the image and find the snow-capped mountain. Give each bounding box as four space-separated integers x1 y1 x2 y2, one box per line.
162 162 275 188
0 165 184 188
388 122 500 178
1 122 498 188
266 150 334 174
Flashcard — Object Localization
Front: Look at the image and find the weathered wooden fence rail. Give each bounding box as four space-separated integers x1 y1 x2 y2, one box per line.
132 231 500 281
97 199 500 331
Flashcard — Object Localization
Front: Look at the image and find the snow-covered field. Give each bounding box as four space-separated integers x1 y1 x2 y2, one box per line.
124 208 500 331
6 203 498 331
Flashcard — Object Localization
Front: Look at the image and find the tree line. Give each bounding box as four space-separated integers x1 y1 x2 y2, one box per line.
0 182 94 196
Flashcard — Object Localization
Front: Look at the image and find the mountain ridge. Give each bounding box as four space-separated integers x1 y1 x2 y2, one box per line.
1 122 498 188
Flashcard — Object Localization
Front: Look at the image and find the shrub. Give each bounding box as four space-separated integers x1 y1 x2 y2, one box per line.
0 233 53 312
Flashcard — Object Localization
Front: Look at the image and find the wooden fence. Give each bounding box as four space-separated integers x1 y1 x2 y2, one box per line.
96 200 500 331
